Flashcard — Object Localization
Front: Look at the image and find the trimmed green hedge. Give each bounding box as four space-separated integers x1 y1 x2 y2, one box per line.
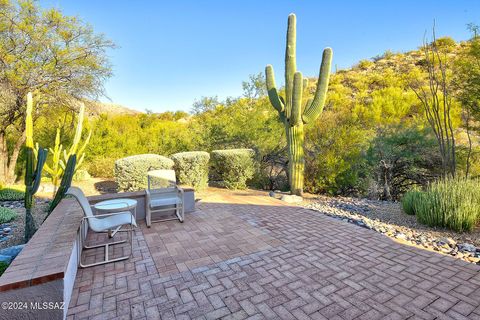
0 207 17 224
210 149 255 190
115 154 174 191
171 151 210 190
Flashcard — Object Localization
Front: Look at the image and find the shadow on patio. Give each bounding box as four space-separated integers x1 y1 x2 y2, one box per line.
68 194 480 320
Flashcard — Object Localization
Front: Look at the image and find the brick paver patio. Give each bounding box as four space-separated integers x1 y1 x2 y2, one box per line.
68 193 480 319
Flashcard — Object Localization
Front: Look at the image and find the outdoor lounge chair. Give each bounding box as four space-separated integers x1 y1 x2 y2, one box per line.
145 169 184 227
66 187 137 268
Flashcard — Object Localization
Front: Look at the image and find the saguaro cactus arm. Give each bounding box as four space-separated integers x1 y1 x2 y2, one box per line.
302 47 333 124
285 13 296 119
291 72 303 126
265 65 284 113
30 148 47 195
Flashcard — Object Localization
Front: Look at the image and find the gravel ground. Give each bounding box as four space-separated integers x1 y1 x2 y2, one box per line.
0 199 49 250
302 195 480 264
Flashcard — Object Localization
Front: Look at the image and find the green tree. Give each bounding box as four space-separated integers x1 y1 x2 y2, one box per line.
0 0 114 184
366 125 442 200
453 24 480 177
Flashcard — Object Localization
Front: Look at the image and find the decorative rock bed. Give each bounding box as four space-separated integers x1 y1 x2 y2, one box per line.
304 196 480 265
0 198 49 248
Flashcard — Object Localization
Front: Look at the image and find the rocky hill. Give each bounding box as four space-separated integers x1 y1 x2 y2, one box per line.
86 101 142 116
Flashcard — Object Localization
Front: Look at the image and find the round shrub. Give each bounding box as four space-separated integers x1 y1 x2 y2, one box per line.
88 157 116 178
210 149 255 190
0 187 25 201
115 154 174 191
401 189 423 215
171 151 210 190
0 207 17 224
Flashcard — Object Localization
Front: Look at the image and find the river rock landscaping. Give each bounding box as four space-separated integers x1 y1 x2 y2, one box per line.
0 198 49 250
303 195 480 265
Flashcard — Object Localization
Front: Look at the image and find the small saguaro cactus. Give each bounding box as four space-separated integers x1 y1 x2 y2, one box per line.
24 92 47 242
265 13 332 195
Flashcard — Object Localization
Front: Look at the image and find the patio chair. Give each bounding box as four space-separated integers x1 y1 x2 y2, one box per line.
66 187 137 268
145 169 184 227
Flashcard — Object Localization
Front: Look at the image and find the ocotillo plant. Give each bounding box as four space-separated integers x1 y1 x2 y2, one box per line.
24 92 47 242
47 154 76 215
265 13 332 195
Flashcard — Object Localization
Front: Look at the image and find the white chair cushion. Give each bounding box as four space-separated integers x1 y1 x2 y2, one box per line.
150 196 181 208
90 212 137 232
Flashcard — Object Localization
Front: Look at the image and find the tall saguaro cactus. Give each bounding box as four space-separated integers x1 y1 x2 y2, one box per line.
24 93 47 242
266 13 332 195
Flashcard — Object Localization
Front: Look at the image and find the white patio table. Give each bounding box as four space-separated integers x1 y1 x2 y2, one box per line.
93 198 137 237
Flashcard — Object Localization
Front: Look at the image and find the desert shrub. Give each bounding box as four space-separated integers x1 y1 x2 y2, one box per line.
401 189 423 215
73 169 91 182
415 178 480 232
0 261 8 277
0 207 17 224
88 157 116 178
0 186 25 201
115 154 174 191
210 149 255 189
170 151 210 190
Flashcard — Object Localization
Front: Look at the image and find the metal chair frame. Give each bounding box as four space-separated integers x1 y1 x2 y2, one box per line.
67 187 136 268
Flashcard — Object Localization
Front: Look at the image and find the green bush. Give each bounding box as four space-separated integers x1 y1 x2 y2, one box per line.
115 154 174 191
210 149 255 190
0 261 8 277
171 151 210 190
87 157 116 178
415 178 480 232
401 189 423 215
73 169 91 182
0 186 25 201
0 207 17 224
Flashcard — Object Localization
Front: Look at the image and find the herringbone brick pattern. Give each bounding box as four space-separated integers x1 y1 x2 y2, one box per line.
68 195 480 319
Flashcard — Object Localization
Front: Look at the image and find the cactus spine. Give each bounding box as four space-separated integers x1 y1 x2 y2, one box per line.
47 154 76 215
24 92 47 242
265 13 332 195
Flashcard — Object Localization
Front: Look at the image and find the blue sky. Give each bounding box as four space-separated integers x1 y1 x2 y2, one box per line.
41 0 480 112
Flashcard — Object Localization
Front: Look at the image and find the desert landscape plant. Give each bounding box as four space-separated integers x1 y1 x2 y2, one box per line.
41 102 91 193
0 0 113 184
401 188 423 215
0 187 24 201
210 149 255 189
265 13 332 195
24 93 47 242
47 154 76 215
115 154 174 191
171 151 210 190
0 207 17 224
415 178 480 232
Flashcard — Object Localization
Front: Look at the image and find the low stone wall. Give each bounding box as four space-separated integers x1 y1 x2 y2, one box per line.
0 199 82 320
0 188 195 320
